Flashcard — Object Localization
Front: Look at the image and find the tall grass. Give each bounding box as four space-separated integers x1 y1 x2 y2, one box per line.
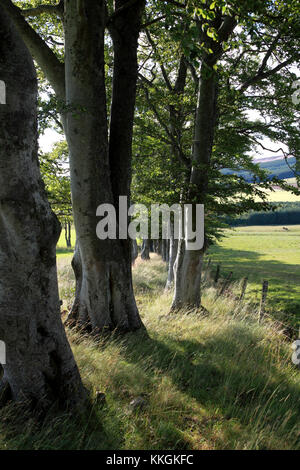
0 254 299 450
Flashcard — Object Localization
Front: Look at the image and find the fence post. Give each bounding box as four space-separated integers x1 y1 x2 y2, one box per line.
202 257 211 284
214 264 221 284
219 271 233 297
239 277 248 302
259 280 268 323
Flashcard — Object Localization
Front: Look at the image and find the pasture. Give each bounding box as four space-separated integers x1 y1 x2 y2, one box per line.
208 225 300 327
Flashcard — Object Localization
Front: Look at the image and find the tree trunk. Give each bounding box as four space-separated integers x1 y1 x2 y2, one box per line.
131 239 138 265
157 239 162 256
141 239 150 260
64 220 71 248
67 220 71 247
172 62 218 310
161 239 166 262
0 8 85 410
165 222 178 290
64 0 143 333
171 239 204 309
165 240 170 264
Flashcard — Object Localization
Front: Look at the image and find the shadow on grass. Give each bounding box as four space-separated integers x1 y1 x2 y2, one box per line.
207 246 300 321
114 324 300 449
0 322 299 450
56 246 74 256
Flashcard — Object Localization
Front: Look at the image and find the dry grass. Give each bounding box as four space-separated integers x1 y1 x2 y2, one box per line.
0 254 299 450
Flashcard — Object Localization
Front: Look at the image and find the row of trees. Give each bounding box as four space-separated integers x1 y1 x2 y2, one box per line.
0 0 299 410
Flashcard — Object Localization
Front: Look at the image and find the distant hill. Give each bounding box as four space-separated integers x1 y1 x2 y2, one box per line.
222 156 296 181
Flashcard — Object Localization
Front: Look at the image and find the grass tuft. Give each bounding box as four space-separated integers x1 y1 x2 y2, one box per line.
0 254 299 450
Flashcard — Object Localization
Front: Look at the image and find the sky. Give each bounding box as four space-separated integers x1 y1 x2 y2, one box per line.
39 120 289 162
39 128 64 153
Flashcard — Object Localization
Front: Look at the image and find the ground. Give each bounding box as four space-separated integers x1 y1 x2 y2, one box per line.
0 254 299 450
208 225 300 328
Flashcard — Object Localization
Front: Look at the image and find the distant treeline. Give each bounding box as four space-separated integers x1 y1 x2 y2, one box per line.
226 202 300 226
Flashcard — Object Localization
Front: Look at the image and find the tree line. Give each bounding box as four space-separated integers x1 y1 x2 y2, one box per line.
0 0 299 410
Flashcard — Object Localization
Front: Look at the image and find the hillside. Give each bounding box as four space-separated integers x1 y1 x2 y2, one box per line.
222 156 297 182
0 255 299 450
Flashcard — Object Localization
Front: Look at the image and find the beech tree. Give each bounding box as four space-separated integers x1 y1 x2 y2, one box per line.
2 0 145 332
0 6 85 409
170 0 299 310
133 0 299 309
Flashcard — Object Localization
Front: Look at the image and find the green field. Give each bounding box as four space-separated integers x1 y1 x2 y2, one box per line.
258 190 300 202
208 225 300 327
57 226 76 257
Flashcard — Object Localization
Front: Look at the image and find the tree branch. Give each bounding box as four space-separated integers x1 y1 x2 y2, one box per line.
240 57 296 92
106 0 140 25
2 0 65 100
160 0 186 8
145 29 173 91
256 32 281 76
21 1 64 18
141 15 166 29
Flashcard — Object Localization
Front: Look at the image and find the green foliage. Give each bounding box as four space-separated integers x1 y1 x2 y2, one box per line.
132 0 300 246
39 140 72 222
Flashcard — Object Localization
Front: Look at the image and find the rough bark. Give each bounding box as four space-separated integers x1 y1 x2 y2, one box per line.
172 240 204 309
0 8 85 410
64 0 143 332
3 0 145 335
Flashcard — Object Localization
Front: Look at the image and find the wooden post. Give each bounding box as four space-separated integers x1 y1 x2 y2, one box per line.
239 277 248 302
214 264 221 284
203 257 211 284
219 271 233 296
259 280 268 323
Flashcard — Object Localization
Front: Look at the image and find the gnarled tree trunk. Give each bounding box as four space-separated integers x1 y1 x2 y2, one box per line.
65 0 144 333
3 0 145 335
0 8 85 410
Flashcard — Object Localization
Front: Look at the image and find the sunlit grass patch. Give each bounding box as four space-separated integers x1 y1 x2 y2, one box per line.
1 255 299 450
